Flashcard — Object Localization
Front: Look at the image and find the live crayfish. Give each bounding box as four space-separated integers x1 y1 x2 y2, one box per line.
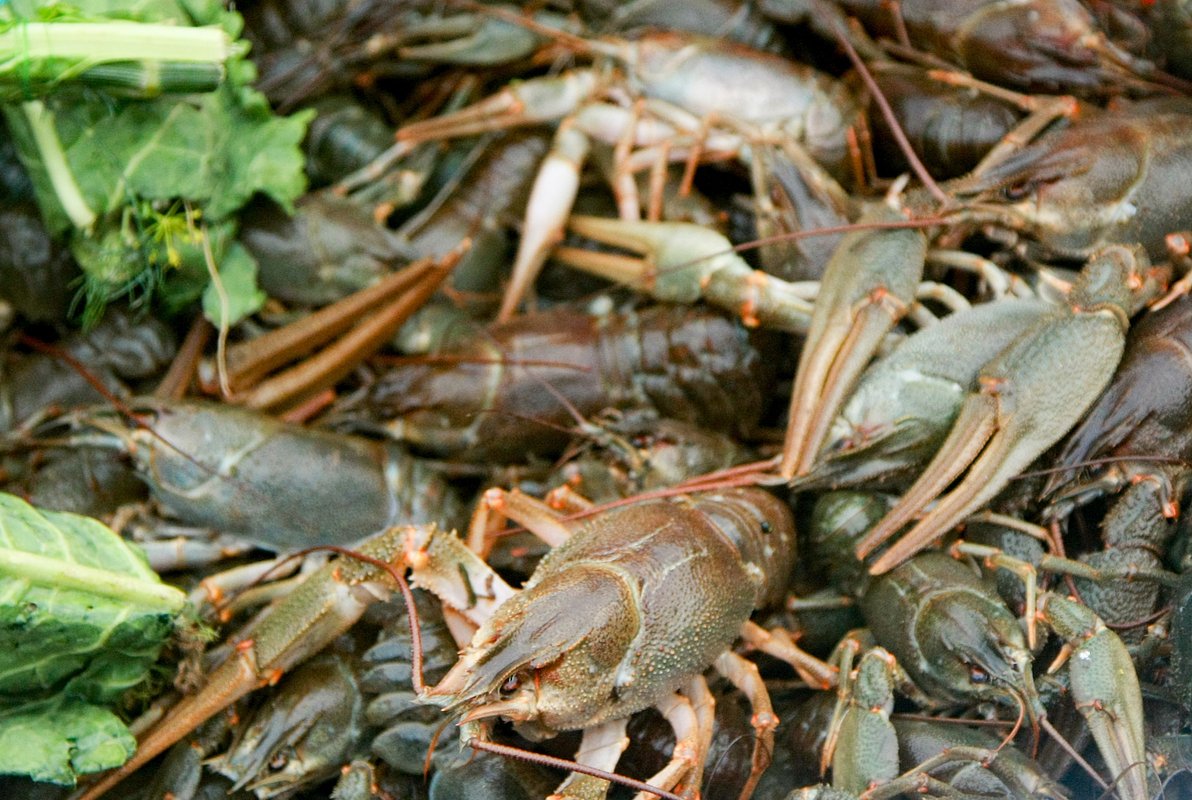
348 25 860 322
344 301 777 462
1033 294 1192 634
72 484 811 800
27 398 463 553
853 244 1159 573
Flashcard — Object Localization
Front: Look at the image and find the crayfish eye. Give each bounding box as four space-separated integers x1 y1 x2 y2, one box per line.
499 673 523 697
968 664 990 685
1001 181 1032 201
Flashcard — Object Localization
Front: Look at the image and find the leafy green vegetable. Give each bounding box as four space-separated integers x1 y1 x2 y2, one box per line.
0 699 135 785
0 492 186 784
1 0 312 324
14 80 311 234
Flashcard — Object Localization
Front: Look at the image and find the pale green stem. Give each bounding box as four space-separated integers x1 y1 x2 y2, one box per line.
0 22 238 64
0 548 186 612
21 99 95 229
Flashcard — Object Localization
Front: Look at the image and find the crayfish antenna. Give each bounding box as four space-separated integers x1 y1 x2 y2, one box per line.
470 738 686 800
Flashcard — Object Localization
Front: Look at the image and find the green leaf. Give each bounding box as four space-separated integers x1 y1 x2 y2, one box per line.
0 493 184 784
0 698 135 785
201 240 264 326
0 492 184 698
21 82 310 228
203 85 313 219
7 79 312 226
65 99 214 216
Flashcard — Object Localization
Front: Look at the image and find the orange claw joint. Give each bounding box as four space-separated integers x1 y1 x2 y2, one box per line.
779 199 926 480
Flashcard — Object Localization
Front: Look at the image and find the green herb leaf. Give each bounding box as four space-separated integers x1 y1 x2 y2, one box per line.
10 83 312 235
205 83 313 219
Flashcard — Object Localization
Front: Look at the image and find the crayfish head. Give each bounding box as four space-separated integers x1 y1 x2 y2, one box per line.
949 116 1174 264
952 141 1088 247
427 565 641 737
914 591 1035 714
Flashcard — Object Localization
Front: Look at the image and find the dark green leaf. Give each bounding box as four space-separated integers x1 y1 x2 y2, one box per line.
0 698 136 784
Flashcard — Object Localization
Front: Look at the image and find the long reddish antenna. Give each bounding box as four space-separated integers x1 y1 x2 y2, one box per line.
471 739 685 800
313 545 428 694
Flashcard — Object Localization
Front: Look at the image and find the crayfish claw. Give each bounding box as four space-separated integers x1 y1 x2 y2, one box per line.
779 202 926 480
1039 594 1147 800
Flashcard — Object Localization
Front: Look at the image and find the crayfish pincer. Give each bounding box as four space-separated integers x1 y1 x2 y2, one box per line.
856 244 1159 574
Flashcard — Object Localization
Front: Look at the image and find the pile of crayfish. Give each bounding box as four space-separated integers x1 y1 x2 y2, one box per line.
6 0 1192 798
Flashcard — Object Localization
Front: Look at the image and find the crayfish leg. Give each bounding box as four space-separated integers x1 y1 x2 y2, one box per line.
395 71 599 144
549 718 630 800
738 620 836 690
466 486 573 557
713 651 778 800
239 250 459 412
406 522 516 627
677 675 715 797
636 689 704 800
